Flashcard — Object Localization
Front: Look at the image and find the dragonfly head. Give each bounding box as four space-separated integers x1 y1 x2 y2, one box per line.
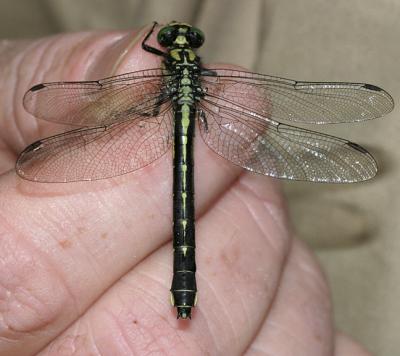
157 21 204 49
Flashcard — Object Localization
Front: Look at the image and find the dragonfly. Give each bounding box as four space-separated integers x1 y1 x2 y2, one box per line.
16 21 394 319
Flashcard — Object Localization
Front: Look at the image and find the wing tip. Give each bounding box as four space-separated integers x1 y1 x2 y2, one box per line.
363 83 395 113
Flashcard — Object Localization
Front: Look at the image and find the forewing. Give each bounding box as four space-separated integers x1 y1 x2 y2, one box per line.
24 68 172 126
201 69 394 124
199 96 377 183
16 103 173 182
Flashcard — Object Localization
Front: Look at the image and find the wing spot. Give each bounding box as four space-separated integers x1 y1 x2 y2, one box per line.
30 83 46 92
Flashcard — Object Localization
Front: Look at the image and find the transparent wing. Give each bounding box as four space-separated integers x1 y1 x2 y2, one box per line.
201 69 394 124
199 96 377 183
24 68 172 127
16 103 173 182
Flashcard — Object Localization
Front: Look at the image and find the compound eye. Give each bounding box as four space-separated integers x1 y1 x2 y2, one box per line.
187 28 204 48
157 26 178 47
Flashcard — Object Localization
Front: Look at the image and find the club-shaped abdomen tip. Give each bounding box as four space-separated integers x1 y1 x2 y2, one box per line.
177 306 192 319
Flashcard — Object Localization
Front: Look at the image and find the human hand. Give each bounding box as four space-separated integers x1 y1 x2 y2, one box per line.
0 27 371 355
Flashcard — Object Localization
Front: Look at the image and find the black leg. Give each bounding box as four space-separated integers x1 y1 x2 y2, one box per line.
142 21 166 57
198 109 208 132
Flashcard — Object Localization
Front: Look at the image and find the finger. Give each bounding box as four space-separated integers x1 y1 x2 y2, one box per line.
0 29 146 172
37 171 291 355
0 29 248 355
335 332 372 356
244 239 334 356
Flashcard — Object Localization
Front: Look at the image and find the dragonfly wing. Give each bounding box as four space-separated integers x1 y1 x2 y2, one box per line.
16 103 173 182
24 68 172 126
199 96 377 183
201 69 394 124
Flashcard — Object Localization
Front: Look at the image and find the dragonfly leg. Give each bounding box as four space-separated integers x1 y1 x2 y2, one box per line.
198 109 208 132
142 21 166 57
138 92 169 118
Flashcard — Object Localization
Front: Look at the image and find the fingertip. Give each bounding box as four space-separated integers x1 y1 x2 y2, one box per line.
335 331 373 356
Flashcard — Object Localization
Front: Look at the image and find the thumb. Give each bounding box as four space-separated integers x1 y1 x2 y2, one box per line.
0 26 159 174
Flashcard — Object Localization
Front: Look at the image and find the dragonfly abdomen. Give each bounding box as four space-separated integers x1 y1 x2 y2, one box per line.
171 100 197 319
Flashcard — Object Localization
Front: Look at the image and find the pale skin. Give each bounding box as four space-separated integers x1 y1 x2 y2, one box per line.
0 27 372 355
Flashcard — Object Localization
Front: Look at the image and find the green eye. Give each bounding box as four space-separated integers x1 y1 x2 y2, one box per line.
187 27 204 48
157 26 177 47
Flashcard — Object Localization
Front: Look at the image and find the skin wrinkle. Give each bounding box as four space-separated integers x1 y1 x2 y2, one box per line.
217 229 252 330
12 37 56 150
229 188 269 244
190 175 286 353
226 183 288 307
264 319 310 352
109 287 191 356
202 235 260 353
122 281 167 322
296 255 330 297
128 269 169 296
121 160 171 226
245 345 275 356
261 201 291 253
0 217 79 338
194 144 243 219
87 327 103 356
0 41 38 157
39 229 105 318
194 263 237 351
6 53 22 158
103 309 145 356
236 178 290 254
73 235 107 294
253 241 333 355
109 300 162 356
43 321 95 356
243 237 295 355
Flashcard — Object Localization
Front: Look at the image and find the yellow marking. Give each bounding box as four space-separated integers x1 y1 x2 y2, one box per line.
181 104 190 164
181 77 191 85
182 246 188 257
175 35 188 45
181 105 190 134
170 49 181 61
182 149 187 177
181 163 187 188
182 191 187 211
194 293 198 306
181 86 191 95
188 49 196 62
181 219 187 230
170 292 175 306
168 21 192 28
